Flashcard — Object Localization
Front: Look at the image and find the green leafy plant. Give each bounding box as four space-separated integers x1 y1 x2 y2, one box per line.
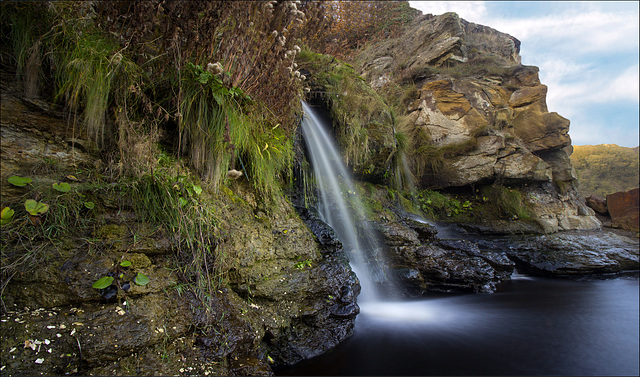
24 199 49 216
52 182 71 192
134 272 149 286
294 258 313 270
1 207 15 226
179 62 294 199
8 175 32 187
416 190 474 220
92 276 114 289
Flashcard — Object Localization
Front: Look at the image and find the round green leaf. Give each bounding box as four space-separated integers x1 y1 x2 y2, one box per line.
192 185 202 195
134 272 149 286
24 199 49 216
52 182 71 193
83 201 95 210
120 260 131 267
1 207 15 226
92 276 114 289
8 176 32 187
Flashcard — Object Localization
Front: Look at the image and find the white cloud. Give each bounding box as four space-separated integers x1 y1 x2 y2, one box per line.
408 1 488 22
545 63 639 114
488 11 639 56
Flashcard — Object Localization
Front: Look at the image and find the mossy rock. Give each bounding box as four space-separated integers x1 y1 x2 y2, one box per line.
93 224 128 239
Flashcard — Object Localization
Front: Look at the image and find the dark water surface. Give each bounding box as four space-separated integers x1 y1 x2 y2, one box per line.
275 274 639 376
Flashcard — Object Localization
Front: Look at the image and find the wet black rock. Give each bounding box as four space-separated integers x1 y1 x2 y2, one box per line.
503 230 639 275
378 220 515 295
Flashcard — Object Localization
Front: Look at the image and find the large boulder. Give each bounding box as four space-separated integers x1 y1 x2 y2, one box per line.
606 188 640 231
500 231 639 275
525 182 601 233
585 195 608 215
376 220 514 295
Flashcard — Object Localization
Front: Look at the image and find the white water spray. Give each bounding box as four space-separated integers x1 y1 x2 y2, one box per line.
301 102 393 302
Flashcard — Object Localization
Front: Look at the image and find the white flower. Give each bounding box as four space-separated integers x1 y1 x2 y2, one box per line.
293 45 301 52
206 62 223 75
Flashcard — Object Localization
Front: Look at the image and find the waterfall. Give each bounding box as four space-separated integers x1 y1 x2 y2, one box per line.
301 102 393 302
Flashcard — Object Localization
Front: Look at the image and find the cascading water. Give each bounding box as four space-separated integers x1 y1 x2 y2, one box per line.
300 102 393 302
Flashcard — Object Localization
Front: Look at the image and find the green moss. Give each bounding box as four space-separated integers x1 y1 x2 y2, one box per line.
416 189 474 221
479 184 534 221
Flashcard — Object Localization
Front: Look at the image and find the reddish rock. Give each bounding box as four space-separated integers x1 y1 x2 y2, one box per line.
606 188 639 231
585 195 608 215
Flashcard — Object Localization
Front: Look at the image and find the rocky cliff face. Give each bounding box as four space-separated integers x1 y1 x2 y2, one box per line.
354 12 600 233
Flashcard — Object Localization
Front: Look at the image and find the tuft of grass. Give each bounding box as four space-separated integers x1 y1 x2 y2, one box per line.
178 63 294 200
53 28 142 147
2 3 50 97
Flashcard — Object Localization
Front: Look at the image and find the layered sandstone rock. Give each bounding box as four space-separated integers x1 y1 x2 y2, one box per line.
355 12 598 233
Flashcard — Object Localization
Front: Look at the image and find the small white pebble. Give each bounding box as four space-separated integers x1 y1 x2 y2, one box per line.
44 339 50 345
9 347 16 353
56 334 61 338
46 325 55 329
35 358 44 364
70 329 76 336
47 348 52 353
59 324 66 329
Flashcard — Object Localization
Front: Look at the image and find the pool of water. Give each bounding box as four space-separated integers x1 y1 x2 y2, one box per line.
275 273 639 376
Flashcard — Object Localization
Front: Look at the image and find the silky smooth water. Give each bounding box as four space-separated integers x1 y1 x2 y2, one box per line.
301 102 395 301
276 274 639 376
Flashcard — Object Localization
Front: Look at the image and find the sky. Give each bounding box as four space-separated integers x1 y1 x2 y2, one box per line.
407 1 639 148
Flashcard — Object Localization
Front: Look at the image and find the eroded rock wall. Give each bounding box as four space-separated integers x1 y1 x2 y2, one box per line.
356 12 599 233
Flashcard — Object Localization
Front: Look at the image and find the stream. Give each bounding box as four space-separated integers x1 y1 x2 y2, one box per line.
275 272 639 376
290 102 639 376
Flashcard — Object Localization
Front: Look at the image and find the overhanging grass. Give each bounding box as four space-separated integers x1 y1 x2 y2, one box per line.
297 47 395 168
179 63 294 200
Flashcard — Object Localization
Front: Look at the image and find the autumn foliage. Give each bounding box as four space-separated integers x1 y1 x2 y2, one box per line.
302 1 419 60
